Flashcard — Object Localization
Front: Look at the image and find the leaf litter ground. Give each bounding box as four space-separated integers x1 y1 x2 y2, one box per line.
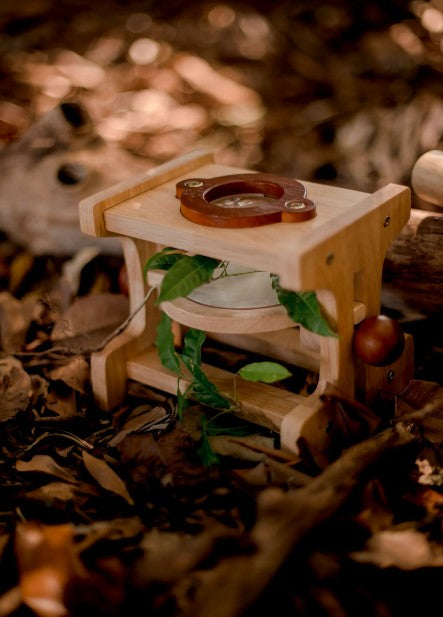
0 1 442 615
0 251 441 617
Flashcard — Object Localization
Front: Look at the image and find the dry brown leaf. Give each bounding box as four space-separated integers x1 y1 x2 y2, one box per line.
30 374 49 406
82 450 134 505
210 435 274 462
0 291 27 351
50 294 128 350
225 437 301 464
233 459 310 488
15 455 78 484
45 388 78 418
15 522 85 617
109 405 168 446
117 423 205 486
74 517 145 553
351 528 443 570
353 479 394 534
24 482 78 503
48 357 90 393
0 356 31 422
0 586 22 617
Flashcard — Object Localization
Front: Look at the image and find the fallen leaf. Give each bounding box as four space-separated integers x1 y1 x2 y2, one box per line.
15 522 85 617
0 586 22 617
30 374 49 405
15 455 78 484
234 459 311 488
224 437 300 464
48 357 90 393
210 435 275 462
0 291 27 351
82 450 134 505
24 482 78 503
0 356 31 422
353 478 394 533
50 293 129 351
74 517 145 552
117 423 205 486
45 387 78 418
351 528 443 569
109 405 168 446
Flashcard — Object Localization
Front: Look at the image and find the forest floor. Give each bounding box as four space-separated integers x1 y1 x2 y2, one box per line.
0 2 442 616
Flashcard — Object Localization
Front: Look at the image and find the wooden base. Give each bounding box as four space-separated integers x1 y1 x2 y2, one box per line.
127 347 304 432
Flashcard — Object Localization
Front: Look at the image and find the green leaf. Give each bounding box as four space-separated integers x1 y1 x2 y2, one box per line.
184 362 232 410
176 381 190 419
197 415 220 468
181 328 206 367
157 255 220 303
143 248 185 278
272 276 337 337
155 313 181 374
238 361 292 383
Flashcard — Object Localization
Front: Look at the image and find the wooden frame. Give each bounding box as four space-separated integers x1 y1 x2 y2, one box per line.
79 150 413 453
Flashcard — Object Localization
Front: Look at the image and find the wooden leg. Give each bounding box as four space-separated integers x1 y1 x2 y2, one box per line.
281 283 356 453
91 238 161 410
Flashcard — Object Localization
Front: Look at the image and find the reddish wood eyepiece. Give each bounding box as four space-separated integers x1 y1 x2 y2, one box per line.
176 173 316 228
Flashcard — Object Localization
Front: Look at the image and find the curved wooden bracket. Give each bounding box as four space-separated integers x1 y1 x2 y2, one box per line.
176 173 316 228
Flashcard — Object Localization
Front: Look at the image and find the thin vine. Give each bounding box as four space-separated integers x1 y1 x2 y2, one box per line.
146 249 336 466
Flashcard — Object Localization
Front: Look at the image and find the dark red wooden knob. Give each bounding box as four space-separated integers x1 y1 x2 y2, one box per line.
354 316 405 367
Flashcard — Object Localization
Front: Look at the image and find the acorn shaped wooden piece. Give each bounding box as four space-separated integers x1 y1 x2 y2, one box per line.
353 316 405 366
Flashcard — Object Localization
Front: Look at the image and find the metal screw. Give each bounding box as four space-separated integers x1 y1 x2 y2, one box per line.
383 216 391 227
387 370 395 382
326 252 334 265
183 179 203 188
286 201 306 210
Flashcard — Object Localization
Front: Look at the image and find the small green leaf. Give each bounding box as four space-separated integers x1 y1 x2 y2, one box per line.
155 313 181 375
184 362 232 410
181 328 206 367
144 248 185 278
157 255 220 303
176 381 190 419
272 276 337 337
238 361 292 383
197 415 220 468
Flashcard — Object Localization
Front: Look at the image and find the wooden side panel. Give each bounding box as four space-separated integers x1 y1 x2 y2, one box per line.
90 238 161 410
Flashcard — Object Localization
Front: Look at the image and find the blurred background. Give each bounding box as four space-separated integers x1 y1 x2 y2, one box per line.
1 0 443 198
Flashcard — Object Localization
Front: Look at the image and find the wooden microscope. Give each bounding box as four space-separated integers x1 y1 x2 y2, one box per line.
79 150 416 453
